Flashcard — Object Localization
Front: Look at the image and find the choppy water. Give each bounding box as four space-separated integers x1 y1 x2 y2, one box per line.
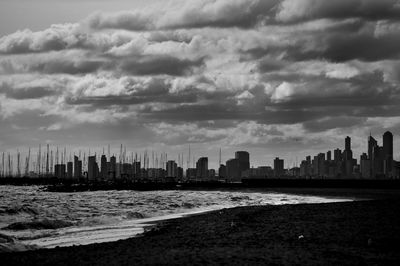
0 186 351 251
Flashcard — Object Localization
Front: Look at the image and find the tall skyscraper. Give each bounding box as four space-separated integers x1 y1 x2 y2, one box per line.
73 156 82 179
226 158 240 181
166 160 178 178
196 157 208 179
88 156 97 181
235 151 250 177
101 154 107 180
273 157 284 177
383 131 393 176
67 162 73 179
110 155 117 180
344 136 353 160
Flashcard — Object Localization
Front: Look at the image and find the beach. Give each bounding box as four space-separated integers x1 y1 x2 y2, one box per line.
1 189 400 265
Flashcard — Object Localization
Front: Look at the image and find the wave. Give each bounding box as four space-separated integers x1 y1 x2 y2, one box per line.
126 212 146 219
0 206 40 216
3 219 73 231
0 233 38 253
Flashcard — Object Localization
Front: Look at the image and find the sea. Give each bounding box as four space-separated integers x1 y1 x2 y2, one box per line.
0 186 352 251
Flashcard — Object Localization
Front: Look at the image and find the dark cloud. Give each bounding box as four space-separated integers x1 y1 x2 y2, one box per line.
0 84 58 99
28 58 105 75
118 56 205 76
276 0 400 23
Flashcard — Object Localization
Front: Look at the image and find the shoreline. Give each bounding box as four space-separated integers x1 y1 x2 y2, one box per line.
1 189 400 265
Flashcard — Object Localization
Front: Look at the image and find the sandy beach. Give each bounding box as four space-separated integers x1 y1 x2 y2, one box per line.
1 189 400 266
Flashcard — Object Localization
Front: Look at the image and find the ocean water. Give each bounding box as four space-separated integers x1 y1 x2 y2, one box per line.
0 186 351 251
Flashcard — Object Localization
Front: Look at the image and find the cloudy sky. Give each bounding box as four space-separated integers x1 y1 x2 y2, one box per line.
1 0 400 168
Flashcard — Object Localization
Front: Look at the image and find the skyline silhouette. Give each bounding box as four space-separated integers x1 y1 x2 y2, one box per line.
0 130 397 180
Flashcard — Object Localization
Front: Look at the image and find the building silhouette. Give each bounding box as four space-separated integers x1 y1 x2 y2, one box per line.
73 156 82 179
273 157 284 177
166 160 178 178
226 158 240 181
88 156 98 181
196 157 208 179
383 131 393 176
235 151 250 178
67 162 73 179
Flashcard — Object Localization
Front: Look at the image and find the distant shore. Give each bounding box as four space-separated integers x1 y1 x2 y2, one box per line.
1 189 400 265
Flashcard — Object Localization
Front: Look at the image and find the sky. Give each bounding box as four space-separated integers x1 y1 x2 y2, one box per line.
1 0 400 169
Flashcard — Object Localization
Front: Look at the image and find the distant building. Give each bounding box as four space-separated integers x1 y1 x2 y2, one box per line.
235 151 250 178
383 131 393 176
101 155 107 180
242 166 272 179
109 156 117 180
196 157 208 179
273 157 284 177
67 162 73 179
208 169 216 179
88 156 98 181
73 156 82 179
218 164 226 179
186 168 196 180
226 158 240 181
166 160 178 178
55 164 66 179
360 153 370 178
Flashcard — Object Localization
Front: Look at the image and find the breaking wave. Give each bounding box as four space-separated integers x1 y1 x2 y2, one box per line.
3 219 74 230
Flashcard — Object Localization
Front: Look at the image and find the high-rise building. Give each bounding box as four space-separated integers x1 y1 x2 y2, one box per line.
334 148 342 162
273 157 284 177
109 155 117 180
326 150 332 161
73 156 82 179
343 136 353 161
226 158 240 181
368 135 378 177
196 157 208 179
360 153 370 178
101 155 107 180
88 156 98 181
218 164 226 179
166 160 178 178
383 131 393 176
55 164 66 179
235 151 250 177
67 162 73 179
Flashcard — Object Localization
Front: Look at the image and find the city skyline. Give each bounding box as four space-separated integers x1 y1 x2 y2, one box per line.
1 0 400 169
0 130 397 180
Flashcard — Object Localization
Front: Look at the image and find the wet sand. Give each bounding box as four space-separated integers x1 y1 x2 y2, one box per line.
1 189 400 265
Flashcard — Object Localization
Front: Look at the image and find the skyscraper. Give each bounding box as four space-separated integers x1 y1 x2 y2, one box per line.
273 157 284 177
73 156 82 179
101 154 107 180
166 160 178 178
226 158 240 181
67 162 73 179
196 157 208 179
88 156 98 181
343 136 353 160
383 131 393 176
235 151 250 178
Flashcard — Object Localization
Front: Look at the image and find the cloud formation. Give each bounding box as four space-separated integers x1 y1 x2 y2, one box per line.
1 0 400 165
